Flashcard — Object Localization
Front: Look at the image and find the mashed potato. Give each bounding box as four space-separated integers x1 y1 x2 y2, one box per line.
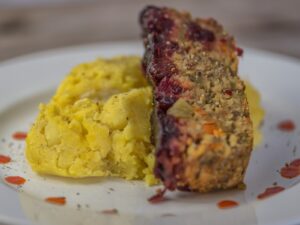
245 81 265 147
26 56 264 185
26 57 157 185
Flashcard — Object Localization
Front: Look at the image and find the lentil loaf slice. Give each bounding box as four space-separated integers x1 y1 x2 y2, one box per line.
140 6 253 192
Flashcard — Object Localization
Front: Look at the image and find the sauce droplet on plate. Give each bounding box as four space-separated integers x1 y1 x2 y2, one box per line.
277 120 295 132
45 197 66 205
290 159 300 167
12 132 27 140
217 200 239 209
101 208 118 215
257 186 285 199
148 188 167 204
5 176 26 185
280 158 300 179
0 155 11 164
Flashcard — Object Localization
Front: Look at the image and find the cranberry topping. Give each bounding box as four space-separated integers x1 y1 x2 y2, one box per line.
140 6 174 35
186 22 215 43
156 95 177 111
148 59 178 84
235 47 244 57
157 77 183 96
160 115 180 144
153 41 179 58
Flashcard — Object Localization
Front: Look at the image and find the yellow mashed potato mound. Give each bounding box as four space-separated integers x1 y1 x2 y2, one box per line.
26 56 264 185
245 80 265 147
26 56 157 185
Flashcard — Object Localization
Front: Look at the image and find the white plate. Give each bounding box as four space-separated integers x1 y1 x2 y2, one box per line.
1 41 300 225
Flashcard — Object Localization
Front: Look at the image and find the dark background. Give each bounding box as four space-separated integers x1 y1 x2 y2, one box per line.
0 0 299 61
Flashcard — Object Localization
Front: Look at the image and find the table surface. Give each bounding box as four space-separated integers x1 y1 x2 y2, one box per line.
0 0 300 61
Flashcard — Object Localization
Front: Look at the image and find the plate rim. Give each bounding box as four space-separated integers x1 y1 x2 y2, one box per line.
0 41 300 225
0 40 299 68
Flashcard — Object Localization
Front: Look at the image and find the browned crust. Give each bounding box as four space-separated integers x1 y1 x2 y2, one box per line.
140 6 253 192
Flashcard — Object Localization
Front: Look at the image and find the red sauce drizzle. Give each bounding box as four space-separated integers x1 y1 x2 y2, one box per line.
12 132 27 140
217 200 239 209
148 188 167 204
290 159 300 167
277 120 295 132
0 155 11 164
186 22 215 43
45 197 66 205
257 186 285 199
101 208 118 215
5 176 26 185
280 158 300 179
